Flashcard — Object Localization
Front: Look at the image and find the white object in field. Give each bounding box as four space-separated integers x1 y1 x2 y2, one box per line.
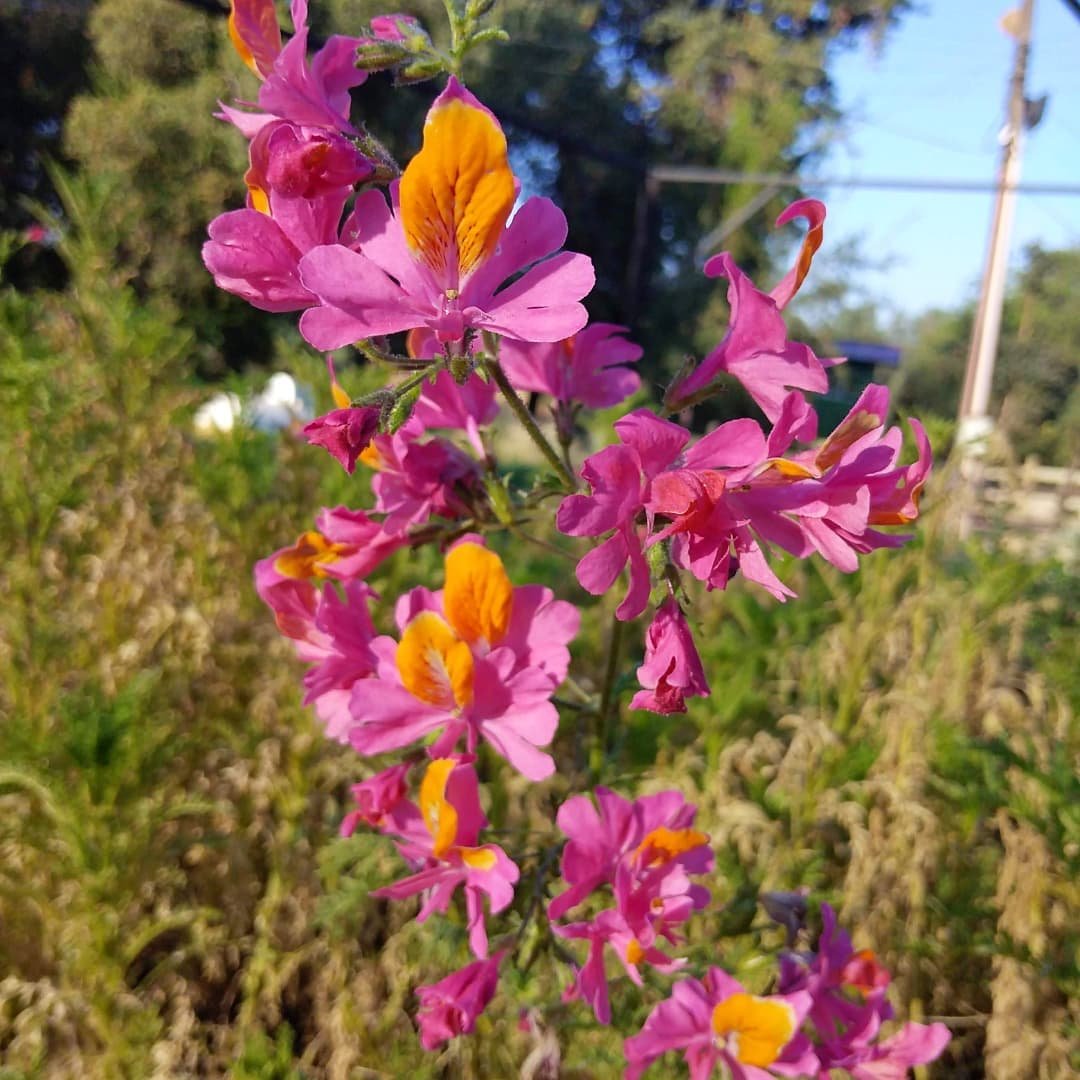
247 372 315 432
193 392 242 436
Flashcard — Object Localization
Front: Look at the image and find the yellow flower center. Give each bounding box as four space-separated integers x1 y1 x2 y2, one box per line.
395 543 513 710
418 759 498 869
396 612 476 710
273 531 350 580
635 826 708 868
711 993 796 1067
419 758 459 857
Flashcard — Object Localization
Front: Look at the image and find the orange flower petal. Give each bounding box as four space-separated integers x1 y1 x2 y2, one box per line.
758 457 820 481
274 531 348 580
443 542 513 649
771 199 825 308
815 409 882 472
635 826 708 868
459 846 498 871
396 611 475 709
228 0 282 78
419 758 459 857
711 993 797 1067
399 80 515 284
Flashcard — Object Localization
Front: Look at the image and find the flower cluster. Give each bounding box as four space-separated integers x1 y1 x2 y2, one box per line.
549 789 714 1024
206 1 948 1074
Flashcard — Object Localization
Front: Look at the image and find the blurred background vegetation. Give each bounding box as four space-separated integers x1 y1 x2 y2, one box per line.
0 0 1077 1076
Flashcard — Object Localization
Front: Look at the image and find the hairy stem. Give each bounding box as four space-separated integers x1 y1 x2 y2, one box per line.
591 612 624 777
481 335 577 491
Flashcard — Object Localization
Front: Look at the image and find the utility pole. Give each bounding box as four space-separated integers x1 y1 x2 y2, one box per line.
957 0 1036 445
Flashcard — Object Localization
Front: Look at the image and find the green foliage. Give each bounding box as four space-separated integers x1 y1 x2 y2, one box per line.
2 10 1077 1076
3 179 1077 1070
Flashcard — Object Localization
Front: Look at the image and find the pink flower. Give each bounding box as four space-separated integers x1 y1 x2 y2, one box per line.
556 907 688 1026
411 364 499 458
777 903 950 1078
668 200 831 428
254 556 379 741
373 759 518 958
415 951 505 1050
557 409 690 620
346 541 579 780
297 78 594 350
261 505 407 584
549 788 708 919
221 0 367 137
361 419 480 531
248 120 372 201
630 598 710 714
560 390 932 612
340 762 412 837
549 789 713 1023
302 405 379 474
838 1019 952 1080
624 969 817 1080
500 323 642 408
203 187 358 313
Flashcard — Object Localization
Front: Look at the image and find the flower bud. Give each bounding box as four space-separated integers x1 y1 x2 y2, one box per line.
354 38 410 71
396 56 447 85
387 384 422 432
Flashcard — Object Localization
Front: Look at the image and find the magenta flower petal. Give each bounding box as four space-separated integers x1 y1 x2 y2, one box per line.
302 406 378 474
482 251 594 342
631 598 710 714
415 952 504 1051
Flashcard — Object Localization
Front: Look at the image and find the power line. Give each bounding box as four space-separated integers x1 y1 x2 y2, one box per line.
648 165 1080 196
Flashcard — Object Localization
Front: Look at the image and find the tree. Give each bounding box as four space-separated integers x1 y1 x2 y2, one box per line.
60 0 911 376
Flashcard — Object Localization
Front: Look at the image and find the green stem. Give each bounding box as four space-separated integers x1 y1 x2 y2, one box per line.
591 613 624 777
442 0 465 75
392 364 439 399
480 338 576 491
355 339 428 369
353 361 438 408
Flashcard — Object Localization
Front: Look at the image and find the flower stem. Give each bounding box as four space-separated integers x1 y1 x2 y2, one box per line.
591 612 624 778
481 335 576 491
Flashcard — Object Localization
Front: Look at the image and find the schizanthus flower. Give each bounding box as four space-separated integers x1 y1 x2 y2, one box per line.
500 322 643 410
549 789 714 1024
298 78 595 350
346 540 579 780
624 969 817 1080
371 758 518 958
667 199 832 428
415 951 505 1050
631 597 710 714
559 388 931 619
778 903 951 1078
221 0 368 137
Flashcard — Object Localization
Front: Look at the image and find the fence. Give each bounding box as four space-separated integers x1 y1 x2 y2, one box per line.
973 458 1080 564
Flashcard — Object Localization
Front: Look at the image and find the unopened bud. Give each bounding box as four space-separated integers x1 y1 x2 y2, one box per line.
449 355 473 384
387 384 421 432
354 39 409 71
396 56 446 85
761 887 810 947
464 26 509 48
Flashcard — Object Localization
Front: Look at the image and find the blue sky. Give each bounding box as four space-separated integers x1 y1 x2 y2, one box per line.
815 0 1080 315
